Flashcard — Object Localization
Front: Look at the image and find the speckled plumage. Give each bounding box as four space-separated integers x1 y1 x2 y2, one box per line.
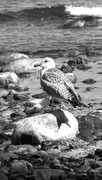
39 57 86 108
41 68 78 103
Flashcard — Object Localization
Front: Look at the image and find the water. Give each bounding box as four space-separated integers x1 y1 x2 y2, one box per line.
0 0 102 55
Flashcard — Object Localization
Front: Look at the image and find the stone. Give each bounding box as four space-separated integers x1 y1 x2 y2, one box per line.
0 57 47 74
33 169 65 180
12 110 79 145
0 72 19 89
77 112 102 141
7 53 29 62
68 55 88 67
10 159 33 176
3 90 29 101
60 64 74 73
0 173 9 180
82 78 96 84
6 144 38 155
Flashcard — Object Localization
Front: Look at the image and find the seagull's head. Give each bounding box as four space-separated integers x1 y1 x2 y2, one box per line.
40 57 55 69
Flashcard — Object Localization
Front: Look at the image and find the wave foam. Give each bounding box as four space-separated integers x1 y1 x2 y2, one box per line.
65 5 102 17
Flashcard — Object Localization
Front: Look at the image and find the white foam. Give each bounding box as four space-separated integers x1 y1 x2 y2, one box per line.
65 5 102 17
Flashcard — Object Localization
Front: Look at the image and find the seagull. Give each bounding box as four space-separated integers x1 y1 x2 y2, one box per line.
36 57 87 109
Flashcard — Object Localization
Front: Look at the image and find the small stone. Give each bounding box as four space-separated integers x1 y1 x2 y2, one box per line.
10 159 33 175
0 173 9 180
60 64 74 73
82 79 96 84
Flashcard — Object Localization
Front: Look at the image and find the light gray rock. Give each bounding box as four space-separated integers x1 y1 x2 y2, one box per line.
12 110 79 145
0 72 19 88
7 53 29 62
1 57 46 74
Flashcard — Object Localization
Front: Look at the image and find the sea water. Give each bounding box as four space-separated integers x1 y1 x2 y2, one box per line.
0 0 102 54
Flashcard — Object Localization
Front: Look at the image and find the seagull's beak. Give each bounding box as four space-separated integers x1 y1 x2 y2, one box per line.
34 63 41 67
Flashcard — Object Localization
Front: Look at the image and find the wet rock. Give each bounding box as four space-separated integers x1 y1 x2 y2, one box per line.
0 173 9 180
77 64 92 70
66 49 81 57
11 110 27 121
10 159 33 177
12 110 79 145
68 55 88 66
85 86 96 92
62 16 98 29
88 167 102 180
60 64 74 73
3 90 29 101
7 144 38 155
78 112 102 141
82 78 96 84
33 169 65 180
24 98 49 115
0 72 19 89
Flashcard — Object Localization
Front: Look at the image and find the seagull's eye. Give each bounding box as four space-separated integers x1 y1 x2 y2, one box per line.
45 59 48 62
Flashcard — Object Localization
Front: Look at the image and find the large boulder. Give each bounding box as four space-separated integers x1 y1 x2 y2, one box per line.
0 72 19 89
0 58 43 74
12 110 79 145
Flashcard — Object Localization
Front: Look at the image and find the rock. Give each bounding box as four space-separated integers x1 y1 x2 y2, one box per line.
60 64 74 73
7 53 29 62
33 169 65 180
3 90 29 101
82 79 96 84
68 55 88 67
88 167 102 179
0 57 48 74
65 73 77 83
10 159 33 176
85 86 96 92
0 72 19 89
12 110 79 145
62 16 98 29
0 173 9 180
24 97 51 115
6 144 38 155
78 112 102 141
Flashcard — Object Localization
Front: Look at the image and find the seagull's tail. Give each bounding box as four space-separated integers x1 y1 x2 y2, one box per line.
67 96 88 108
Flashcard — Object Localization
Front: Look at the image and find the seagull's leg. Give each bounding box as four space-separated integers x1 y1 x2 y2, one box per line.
60 100 62 110
51 97 54 111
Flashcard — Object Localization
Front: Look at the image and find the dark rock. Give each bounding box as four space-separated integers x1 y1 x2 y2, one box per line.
3 90 29 101
68 55 88 66
85 86 96 92
82 79 96 84
0 173 9 180
11 110 27 121
60 64 74 73
6 144 38 155
77 112 102 141
10 159 33 177
77 65 92 70
98 71 102 74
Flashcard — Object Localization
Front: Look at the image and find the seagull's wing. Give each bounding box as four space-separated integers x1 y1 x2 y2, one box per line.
42 68 64 83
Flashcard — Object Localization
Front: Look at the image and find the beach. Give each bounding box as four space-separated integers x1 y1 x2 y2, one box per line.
0 0 102 179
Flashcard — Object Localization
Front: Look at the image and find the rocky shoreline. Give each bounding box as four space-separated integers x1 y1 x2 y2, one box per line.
0 48 102 180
